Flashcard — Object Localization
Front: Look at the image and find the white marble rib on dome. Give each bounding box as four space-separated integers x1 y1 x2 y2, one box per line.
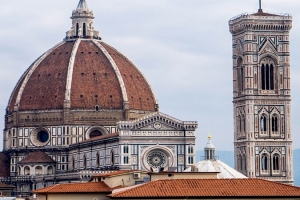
185 160 247 179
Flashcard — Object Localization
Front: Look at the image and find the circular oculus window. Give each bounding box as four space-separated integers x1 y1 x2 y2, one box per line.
30 129 50 147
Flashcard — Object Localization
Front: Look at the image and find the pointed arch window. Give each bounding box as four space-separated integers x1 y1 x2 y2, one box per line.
76 23 79 37
260 59 275 90
237 58 244 94
83 23 86 37
273 154 280 171
260 116 267 132
261 154 268 170
272 115 278 132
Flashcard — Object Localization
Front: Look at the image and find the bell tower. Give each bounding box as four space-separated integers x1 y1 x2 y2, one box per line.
229 2 293 184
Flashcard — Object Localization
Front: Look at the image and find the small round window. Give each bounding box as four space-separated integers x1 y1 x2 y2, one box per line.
90 130 102 139
30 128 50 147
37 131 49 143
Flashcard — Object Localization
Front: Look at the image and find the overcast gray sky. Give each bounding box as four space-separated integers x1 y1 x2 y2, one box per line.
0 0 299 151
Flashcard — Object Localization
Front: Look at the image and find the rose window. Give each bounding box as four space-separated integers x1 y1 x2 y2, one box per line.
147 151 167 168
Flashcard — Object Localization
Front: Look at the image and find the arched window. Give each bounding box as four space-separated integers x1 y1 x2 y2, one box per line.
96 153 100 167
261 154 268 170
83 23 86 37
188 156 194 164
272 115 278 132
260 116 267 132
35 166 43 175
237 58 244 93
273 154 280 170
110 150 114 165
90 130 102 139
72 157 75 170
76 23 79 37
123 156 129 164
47 166 53 175
24 166 30 175
123 146 129 154
188 146 194 154
260 59 275 90
83 155 87 169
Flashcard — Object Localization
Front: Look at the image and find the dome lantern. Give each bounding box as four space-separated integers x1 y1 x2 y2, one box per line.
204 135 216 160
65 0 100 40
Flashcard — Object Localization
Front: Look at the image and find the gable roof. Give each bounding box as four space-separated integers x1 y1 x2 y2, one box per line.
33 182 112 194
109 179 300 198
19 151 55 164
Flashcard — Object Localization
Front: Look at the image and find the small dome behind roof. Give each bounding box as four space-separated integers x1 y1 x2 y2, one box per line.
185 136 247 179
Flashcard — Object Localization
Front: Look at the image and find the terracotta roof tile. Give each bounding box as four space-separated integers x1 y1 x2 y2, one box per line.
0 153 10 177
33 182 111 194
19 151 55 164
109 179 300 198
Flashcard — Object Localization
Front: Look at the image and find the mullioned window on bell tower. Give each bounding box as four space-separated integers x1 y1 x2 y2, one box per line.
237 58 244 94
260 59 275 90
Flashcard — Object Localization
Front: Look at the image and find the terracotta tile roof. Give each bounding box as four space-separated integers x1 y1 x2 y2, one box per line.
79 132 119 144
19 151 55 164
33 182 112 194
93 170 143 178
0 153 10 177
109 179 300 198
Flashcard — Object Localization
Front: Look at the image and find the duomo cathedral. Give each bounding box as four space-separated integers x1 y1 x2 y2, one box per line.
0 0 294 196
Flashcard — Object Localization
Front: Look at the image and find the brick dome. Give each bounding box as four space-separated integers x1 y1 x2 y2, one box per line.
7 40 157 113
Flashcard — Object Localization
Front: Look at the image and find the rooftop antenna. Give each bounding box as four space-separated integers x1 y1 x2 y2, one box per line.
258 0 263 13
